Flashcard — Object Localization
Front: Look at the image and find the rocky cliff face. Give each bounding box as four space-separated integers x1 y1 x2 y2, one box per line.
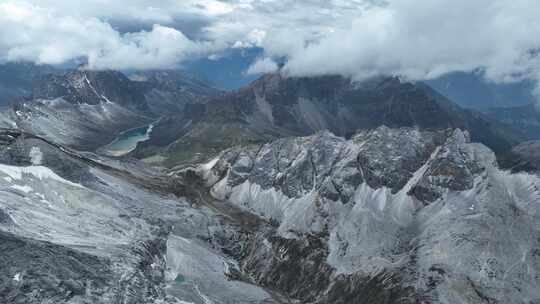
194 126 540 303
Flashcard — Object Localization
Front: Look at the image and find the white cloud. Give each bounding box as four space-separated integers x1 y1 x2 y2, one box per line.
246 57 278 75
0 1 220 70
281 0 540 86
0 0 374 70
2 0 540 97
87 25 218 70
232 29 267 49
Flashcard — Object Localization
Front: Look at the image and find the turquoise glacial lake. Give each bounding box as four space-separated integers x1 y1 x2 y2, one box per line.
100 124 153 156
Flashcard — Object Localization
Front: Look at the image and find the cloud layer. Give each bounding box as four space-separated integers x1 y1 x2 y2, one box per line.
1 0 540 93
0 0 376 70
0 2 221 70
245 57 278 75
281 0 540 86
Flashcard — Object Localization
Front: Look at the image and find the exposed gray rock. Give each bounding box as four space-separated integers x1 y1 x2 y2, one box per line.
410 129 485 203
353 126 447 193
0 230 113 304
199 125 540 304
210 127 446 204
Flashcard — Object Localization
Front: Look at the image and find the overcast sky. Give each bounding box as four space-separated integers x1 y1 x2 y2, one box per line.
1 0 540 92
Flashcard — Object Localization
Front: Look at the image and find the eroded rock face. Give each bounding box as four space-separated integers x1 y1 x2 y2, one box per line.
353 127 447 193
210 127 447 205
200 126 540 304
239 233 416 304
410 130 485 203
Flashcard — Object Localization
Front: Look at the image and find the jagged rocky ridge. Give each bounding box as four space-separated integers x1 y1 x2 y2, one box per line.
193 126 540 303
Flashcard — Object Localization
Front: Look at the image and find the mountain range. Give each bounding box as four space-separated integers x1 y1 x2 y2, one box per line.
425 71 536 109
128 72 524 167
482 103 540 141
0 65 539 304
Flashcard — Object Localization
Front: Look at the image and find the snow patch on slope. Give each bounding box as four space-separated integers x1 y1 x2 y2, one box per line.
165 234 273 303
0 164 81 187
29 147 43 165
